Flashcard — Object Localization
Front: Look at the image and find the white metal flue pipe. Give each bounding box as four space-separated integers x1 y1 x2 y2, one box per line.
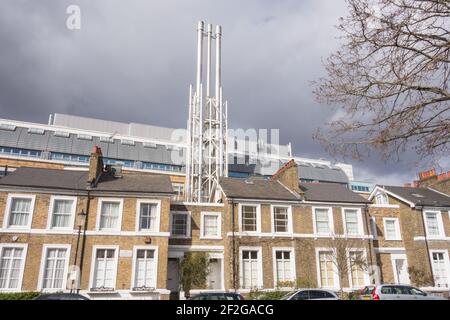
196 21 204 97
206 24 212 98
198 84 203 201
215 25 222 110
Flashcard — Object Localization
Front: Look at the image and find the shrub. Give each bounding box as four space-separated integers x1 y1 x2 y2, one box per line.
0 292 40 300
247 289 291 300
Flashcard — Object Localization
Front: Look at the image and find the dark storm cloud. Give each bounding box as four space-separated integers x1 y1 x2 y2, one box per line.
0 0 446 184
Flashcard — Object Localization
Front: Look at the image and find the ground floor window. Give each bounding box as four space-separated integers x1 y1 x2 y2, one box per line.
349 251 367 288
274 250 294 285
432 251 449 288
133 249 156 289
0 246 26 290
41 247 69 290
241 249 261 289
92 248 117 290
318 251 336 288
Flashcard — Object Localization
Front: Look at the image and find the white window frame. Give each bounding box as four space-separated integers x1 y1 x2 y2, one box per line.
239 246 263 290
423 210 445 239
429 249 450 289
383 217 402 240
370 217 378 239
0 243 28 292
169 211 191 239
89 245 119 291
271 205 293 235
96 198 124 232
312 207 334 236
272 247 296 287
200 212 222 239
37 244 71 292
374 191 389 205
135 199 161 233
47 196 77 230
315 248 340 289
346 248 370 289
238 203 261 234
130 245 159 290
3 194 36 230
341 207 364 236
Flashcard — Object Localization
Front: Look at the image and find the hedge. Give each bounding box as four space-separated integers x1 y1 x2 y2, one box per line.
0 292 40 300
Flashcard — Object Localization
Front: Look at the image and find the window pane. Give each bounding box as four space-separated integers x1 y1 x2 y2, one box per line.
242 206 257 232
315 209 330 234
93 249 116 289
274 207 288 233
319 252 335 287
9 198 32 227
0 248 24 289
172 214 188 236
139 203 157 231
42 248 67 289
100 202 120 230
426 213 440 236
134 249 155 288
242 250 259 289
51 199 74 228
385 220 397 239
345 210 359 235
203 215 218 237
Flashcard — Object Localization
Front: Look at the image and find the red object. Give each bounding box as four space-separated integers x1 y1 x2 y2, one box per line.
372 290 380 300
144 237 152 244
238 294 245 300
437 171 450 181
418 168 436 180
91 145 103 155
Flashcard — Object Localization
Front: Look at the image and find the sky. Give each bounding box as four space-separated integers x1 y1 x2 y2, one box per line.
0 0 448 185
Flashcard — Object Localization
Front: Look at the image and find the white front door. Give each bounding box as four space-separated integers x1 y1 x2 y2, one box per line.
431 251 449 288
206 258 222 290
391 254 410 284
167 258 180 292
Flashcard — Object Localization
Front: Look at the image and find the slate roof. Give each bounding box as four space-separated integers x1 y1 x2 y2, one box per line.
0 167 174 195
219 177 300 201
381 185 450 207
299 182 370 204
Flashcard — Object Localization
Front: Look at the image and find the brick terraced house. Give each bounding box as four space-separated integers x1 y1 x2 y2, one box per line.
1 148 449 298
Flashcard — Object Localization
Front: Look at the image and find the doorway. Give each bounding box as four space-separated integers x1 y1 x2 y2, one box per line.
391 254 410 284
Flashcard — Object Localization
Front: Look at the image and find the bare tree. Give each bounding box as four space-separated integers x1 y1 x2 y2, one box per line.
321 236 369 297
313 0 449 161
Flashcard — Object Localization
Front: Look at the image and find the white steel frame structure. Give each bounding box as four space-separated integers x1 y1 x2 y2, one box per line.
186 21 228 203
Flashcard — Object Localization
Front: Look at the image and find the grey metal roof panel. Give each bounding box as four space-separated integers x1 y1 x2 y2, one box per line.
0 127 21 147
382 186 450 207
298 166 349 183
15 128 51 150
299 182 370 203
47 133 74 154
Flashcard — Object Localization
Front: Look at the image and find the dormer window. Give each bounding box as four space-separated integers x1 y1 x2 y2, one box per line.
375 192 389 205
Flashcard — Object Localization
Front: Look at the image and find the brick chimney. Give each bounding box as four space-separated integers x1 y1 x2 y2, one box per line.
270 159 302 195
88 146 104 184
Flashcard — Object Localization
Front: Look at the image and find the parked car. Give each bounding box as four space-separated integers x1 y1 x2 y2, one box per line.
365 284 447 300
188 292 245 300
281 289 340 300
359 285 376 300
33 293 90 300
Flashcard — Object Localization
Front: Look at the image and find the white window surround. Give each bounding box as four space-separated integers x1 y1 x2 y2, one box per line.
429 249 450 289
423 210 446 239
374 191 389 205
135 199 161 233
315 247 340 290
3 194 36 230
239 246 263 290
169 211 191 239
346 248 370 289
37 244 71 292
130 245 159 290
238 203 261 234
312 207 334 236
270 205 293 235
200 212 222 239
95 198 124 232
383 217 402 241
341 208 364 236
89 245 119 291
272 247 296 288
46 196 77 231
0 243 28 292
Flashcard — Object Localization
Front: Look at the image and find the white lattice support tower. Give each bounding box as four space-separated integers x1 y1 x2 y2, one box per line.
185 21 228 203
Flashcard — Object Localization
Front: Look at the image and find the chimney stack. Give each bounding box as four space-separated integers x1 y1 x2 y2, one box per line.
270 159 302 195
88 146 103 185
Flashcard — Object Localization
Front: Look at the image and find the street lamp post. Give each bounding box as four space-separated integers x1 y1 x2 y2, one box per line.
70 210 87 294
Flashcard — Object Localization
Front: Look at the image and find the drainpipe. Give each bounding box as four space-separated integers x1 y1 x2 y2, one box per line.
363 204 376 284
231 199 236 291
419 206 435 287
77 190 91 293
